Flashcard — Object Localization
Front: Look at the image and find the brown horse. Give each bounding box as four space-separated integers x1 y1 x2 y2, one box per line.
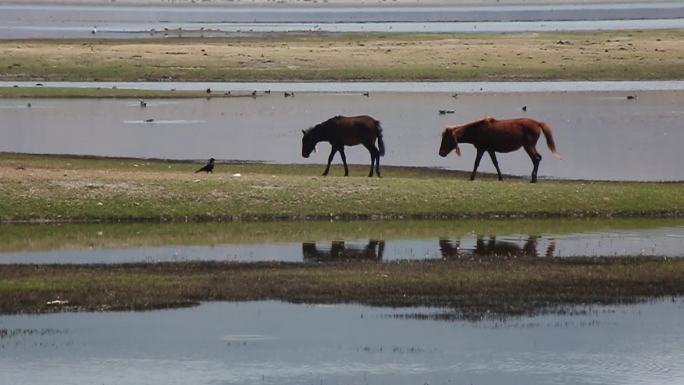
302 115 385 177
439 116 561 183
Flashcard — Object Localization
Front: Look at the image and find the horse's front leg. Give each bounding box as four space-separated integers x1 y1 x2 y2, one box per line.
339 147 349 176
470 149 485 181
322 147 337 176
488 151 503 181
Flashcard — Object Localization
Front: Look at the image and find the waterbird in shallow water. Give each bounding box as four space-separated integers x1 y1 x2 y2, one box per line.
139 100 147 108
195 158 215 173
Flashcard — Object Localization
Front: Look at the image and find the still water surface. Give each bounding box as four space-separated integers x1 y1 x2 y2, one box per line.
2 2 683 38
2 300 684 385
2 90 683 180
1 219 682 264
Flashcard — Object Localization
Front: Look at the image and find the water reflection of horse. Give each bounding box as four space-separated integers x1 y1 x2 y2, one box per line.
439 116 561 183
302 115 385 177
439 236 556 258
302 240 385 262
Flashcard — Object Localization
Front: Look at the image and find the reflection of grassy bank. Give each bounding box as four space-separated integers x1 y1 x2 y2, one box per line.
1 154 683 223
2 30 683 83
1 217 682 253
2 257 683 318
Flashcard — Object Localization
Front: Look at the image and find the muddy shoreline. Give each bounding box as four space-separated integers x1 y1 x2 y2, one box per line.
3 209 684 225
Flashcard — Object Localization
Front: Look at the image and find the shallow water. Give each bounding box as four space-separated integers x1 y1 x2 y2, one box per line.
6 80 684 93
1 219 682 264
2 90 684 180
2 300 684 385
1 2 683 38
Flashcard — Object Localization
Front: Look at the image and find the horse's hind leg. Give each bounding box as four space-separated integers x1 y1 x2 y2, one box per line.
488 151 503 181
470 149 485 181
339 147 349 176
524 145 542 183
375 151 381 178
323 147 338 176
363 142 380 177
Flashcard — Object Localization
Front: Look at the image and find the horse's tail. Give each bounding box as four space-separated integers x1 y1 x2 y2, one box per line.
539 121 562 159
376 120 386 156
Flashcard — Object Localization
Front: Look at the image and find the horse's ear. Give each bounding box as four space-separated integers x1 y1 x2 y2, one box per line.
451 130 462 157
302 129 306 136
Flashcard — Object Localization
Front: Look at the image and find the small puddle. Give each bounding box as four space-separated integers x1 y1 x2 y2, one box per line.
1 218 682 264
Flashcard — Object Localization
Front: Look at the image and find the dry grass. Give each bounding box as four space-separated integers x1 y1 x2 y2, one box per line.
2 30 683 82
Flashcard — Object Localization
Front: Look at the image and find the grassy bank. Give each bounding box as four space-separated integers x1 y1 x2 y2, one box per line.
1 153 683 223
2 257 684 318
2 30 683 83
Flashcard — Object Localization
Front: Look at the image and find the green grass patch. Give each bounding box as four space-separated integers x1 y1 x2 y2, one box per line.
1 153 683 223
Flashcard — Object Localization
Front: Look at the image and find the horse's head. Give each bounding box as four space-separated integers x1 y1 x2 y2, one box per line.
301 129 316 158
439 127 461 157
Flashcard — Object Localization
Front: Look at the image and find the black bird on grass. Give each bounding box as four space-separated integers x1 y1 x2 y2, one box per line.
195 158 215 173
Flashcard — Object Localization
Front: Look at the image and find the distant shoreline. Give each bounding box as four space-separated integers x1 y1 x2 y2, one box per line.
0 0 673 6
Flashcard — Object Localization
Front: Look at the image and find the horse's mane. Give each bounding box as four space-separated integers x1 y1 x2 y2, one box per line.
443 116 494 134
306 115 343 135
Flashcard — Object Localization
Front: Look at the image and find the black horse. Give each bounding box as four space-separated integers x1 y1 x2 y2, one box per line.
302 115 385 177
